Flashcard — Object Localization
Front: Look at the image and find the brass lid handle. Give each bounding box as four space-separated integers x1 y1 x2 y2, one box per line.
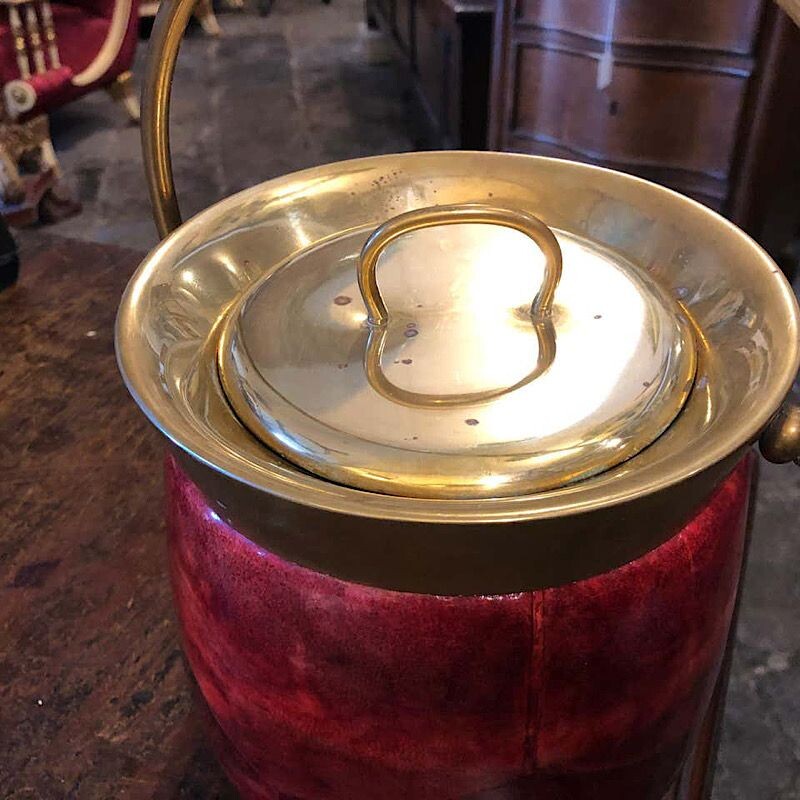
357 204 563 325
760 401 800 465
141 0 195 238
358 204 563 408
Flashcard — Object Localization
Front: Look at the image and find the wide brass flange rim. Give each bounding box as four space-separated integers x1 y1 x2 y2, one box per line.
116 0 800 594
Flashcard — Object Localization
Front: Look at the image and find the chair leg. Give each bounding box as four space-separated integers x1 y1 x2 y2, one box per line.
195 0 222 36
37 130 62 180
0 115 51 203
0 145 25 205
107 71 141 124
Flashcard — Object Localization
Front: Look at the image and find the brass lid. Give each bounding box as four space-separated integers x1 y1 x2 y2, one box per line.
217 204 696 499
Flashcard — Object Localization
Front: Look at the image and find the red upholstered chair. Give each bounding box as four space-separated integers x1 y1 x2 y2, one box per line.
0 0 139 211
0 0 140 124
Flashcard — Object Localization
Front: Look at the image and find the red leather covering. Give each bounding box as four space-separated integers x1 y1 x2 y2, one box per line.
0 0 139 120
166 454 754 800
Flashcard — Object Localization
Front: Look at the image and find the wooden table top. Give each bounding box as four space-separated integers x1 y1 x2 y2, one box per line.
0 236 235 798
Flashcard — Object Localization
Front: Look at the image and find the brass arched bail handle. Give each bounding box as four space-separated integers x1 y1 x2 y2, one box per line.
141 0 196 239
357 204 563 325
760 401 800 466
358 204 563 408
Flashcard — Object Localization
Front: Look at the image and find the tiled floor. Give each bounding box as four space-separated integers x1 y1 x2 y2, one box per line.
16 1 800 796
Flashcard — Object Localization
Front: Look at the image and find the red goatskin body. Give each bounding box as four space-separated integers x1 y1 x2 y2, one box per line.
166 454 753 800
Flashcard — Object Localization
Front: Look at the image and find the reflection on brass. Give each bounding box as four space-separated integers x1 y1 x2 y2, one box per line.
760 402 800 465
121 150 800 592
364 315 557 408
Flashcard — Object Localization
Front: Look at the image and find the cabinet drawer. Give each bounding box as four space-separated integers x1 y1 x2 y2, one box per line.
510 44 748 179
514 0 764 54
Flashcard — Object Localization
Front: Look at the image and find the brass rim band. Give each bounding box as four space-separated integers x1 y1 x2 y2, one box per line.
142 0 194 239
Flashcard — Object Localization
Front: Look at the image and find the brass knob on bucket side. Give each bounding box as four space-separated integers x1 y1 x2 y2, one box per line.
760 402 800 465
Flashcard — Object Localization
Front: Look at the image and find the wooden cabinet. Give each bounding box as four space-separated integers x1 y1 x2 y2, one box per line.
369 0 494 148
512 0 763 53
507 42 749 205
489 0 800 265
371 0 800 268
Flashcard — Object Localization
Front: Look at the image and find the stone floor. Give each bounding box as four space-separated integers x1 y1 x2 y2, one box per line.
13 0 800 797
31 0 420 252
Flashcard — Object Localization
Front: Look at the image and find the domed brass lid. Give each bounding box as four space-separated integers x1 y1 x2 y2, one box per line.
217 204 696 499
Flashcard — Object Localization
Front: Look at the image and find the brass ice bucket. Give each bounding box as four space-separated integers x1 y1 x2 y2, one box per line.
115 5 800 797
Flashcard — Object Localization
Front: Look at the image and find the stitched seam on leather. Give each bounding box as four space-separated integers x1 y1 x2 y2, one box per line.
523 590 545 772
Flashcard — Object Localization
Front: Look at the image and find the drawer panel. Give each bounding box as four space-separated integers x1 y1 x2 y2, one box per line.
511 44 748 177
514 0 764 54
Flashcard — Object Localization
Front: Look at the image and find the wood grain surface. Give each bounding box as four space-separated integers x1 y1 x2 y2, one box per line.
0 236 235 799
